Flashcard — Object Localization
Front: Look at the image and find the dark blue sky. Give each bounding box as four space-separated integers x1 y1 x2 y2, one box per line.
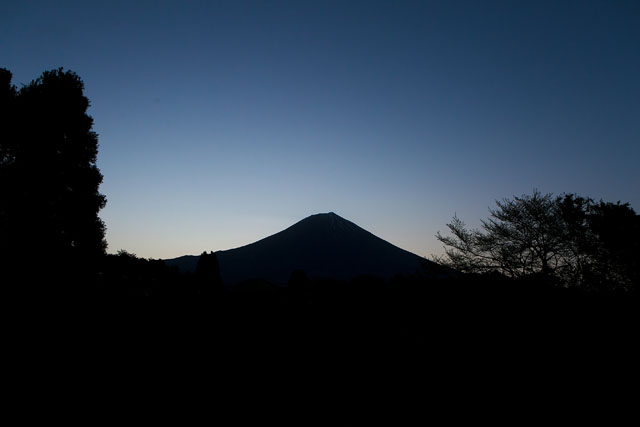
2 0 639 258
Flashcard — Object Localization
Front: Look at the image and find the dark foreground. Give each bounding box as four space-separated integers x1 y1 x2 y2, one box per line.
6 273 637 424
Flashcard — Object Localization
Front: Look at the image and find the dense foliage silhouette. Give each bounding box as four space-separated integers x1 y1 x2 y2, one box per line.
1 68 106 289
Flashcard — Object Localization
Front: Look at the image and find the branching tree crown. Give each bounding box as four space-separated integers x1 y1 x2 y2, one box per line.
435 190 638 291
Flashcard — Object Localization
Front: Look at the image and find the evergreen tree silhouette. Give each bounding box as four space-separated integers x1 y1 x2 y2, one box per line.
0 68 106 290
585 201 639 291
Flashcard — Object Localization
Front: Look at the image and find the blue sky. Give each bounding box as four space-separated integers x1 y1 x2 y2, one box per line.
2 0 639 259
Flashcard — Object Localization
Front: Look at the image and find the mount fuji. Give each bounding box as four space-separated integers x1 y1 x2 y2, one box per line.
164 212 453 284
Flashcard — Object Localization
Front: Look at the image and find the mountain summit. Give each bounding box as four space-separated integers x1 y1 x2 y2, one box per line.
166 212 448 284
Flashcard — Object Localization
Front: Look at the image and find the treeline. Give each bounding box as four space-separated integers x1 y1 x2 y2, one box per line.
81 250 636 362
93 249 635 304
96 250 223 297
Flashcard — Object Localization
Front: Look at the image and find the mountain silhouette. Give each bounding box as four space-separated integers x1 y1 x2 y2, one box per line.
165 212 453 284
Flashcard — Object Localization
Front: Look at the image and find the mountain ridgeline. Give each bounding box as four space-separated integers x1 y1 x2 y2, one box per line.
165 212 452 285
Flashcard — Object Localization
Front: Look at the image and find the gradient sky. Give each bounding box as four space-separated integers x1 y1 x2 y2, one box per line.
2 0 639 259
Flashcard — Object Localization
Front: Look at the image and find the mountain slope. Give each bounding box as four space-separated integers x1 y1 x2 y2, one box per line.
165 212 451 284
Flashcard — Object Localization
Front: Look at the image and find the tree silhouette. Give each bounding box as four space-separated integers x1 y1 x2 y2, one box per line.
435 190 638 291
195 251 223 295
435 191 565 278
581 200 639 291
0 68 106 287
